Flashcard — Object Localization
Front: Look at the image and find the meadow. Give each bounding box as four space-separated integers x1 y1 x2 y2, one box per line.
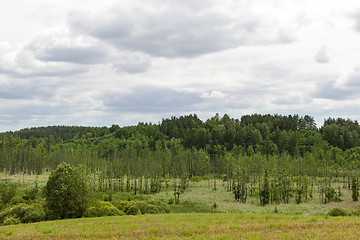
1 173 360 239
0 213 360 239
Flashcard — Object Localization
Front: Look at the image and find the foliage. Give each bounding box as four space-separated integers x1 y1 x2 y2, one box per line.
43 163 90 220
2 216 21 226
84 201 124 218
352 178 359 201
260 169 270 205
0 182 17 206
0 203 45 225
124 202 141 215
328 207 348 217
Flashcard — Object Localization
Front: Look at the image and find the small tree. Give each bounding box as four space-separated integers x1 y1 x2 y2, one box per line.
352 177 359 202
43 163 90 220
260 169 270 206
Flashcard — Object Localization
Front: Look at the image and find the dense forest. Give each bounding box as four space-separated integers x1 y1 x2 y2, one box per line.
1 113 360 206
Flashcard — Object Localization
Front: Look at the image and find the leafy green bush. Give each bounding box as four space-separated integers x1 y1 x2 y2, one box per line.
0 182 17 205
24 186 39 200
136 201 159 214
146 200 171 213
43 163 90 220
112 200 129 212
124 202 141 215
0 203 45 224
8 196 30 206
2 216 21 226
84 201 124 218
328 207 348 217
190 176 202 182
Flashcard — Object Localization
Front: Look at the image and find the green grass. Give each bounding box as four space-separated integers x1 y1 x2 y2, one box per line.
1 176 360 238
1 213 360 239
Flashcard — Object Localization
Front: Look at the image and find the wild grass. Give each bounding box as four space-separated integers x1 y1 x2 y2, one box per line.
155 178 360 216
1 213 360 239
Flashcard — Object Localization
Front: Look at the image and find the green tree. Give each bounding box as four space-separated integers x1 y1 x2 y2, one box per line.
43 163 90 220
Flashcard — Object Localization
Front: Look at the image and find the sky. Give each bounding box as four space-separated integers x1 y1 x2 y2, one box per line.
1 0 360 132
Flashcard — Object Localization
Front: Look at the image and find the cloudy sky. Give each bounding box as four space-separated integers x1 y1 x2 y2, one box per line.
1 0 360 132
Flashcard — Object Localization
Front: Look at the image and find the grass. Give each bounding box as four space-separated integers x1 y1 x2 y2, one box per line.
1 213 360 239
154 178 360 216
2 174 360 238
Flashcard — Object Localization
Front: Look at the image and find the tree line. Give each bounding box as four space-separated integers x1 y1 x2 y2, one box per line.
0 113 360 205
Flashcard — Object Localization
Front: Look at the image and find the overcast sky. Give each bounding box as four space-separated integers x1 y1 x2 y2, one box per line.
1 0 360 132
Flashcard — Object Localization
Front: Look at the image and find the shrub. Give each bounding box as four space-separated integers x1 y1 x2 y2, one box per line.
43 163 90 220
0 203 45 224
24 186 39 201
146 200 171 213
124 202 141 215
0 182 17 205
328 207 348 217
84 201 124 218
112 200 129 212
2 216 21 226
190 176 202 182
136 201 160 214
8 196 29 206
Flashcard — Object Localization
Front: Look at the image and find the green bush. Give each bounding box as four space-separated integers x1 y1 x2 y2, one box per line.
8 196 30 206
2 216 21 226
190 176 202 182
124 202 141 215
0 203 45 224
24 186 39 201
43 163 90 220
136 201 159 214
84 201 124 218
328 207 348 217
112 200 129 212
146 200 171 213
0 182 17 205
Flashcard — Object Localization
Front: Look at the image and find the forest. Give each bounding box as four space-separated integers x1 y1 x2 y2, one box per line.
0 113 360 224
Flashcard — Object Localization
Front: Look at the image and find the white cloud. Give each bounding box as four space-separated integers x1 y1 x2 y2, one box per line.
1 0 360 131
201 91 232 99
315 46 330 63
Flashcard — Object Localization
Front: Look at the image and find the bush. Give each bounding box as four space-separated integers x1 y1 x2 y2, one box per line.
0 182 17 205
124 202 141 215
24 186 39 201
2 216 21 226
146 200 171 213
112 200 128 212
190 176 202 182
328 207 348 217
43 163 90 220
0 203 45 224
136 201 159 214
84 201 124 218
8 196 29 206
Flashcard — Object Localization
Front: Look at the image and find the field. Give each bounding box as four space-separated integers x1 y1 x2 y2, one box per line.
0 213 360 239
1 173 360 239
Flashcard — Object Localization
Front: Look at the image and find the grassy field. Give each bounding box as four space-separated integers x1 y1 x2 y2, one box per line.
0 213 360 239
1 174 360 239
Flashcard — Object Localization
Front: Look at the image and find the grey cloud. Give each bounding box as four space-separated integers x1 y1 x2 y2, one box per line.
315 46 329 63
112 52 152 74
100 87 202 113
68 1 293 58
353 11 360 32
0 63 89 78
272 95 306 105
21 32 152 74
0 81 52 100
34 46 107 64
252 63 292 80
313 68 360 100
